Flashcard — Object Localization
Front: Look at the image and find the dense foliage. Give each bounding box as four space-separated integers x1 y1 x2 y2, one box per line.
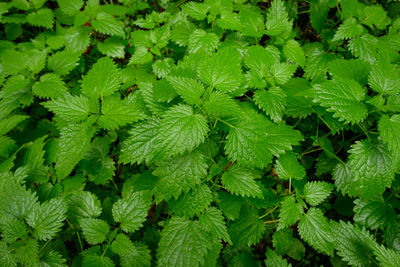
0 0 400 266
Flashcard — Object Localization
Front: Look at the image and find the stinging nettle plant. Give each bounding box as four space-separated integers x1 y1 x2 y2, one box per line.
0 0 400 266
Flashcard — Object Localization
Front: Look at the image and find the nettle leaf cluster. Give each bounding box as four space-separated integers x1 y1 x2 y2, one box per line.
0 0 399 266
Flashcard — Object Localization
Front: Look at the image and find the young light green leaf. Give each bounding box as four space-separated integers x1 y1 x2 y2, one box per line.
27 198 67 241
32 73 68 99
47 50 80 76
112 191 152 233
158 104 209 157
378 115 400 159
298 208 334 255
313 78 368 124
98 97 143 130
198 207 231 244
92 12 125 37
81 57 121 98
347 138 396 199
275 152 305 181
303 181 333 206
283 40 306 66
42 94 90 122
254 87 286 122
278 195 304 230
369 60 400 95
166 76 204 106
221 165 263 199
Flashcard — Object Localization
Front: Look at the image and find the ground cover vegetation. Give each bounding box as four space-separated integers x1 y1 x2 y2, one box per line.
0 0 400 266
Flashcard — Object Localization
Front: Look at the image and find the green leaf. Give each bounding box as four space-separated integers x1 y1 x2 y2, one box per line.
120 118 161 165
15 239 39 267
198 47 243 92
353 199 396 230
0 217 27 243
64 27 91 53
32 73 68 99
92 12 125 37
152 58 173 78
265 249 292 267
153 151 207 201
47 50 80 76
266 121 303 156
221 165 263 198
272 229 295 255
309 0 330 32
239 6 265 38
188 29 219 54
26 8 54 29
265 0 292 37
168 184 213 218
120 242 151 267
158 104 209 157
375 245 400 267
181 2 209 20
82 254 114 267
216 191 243 221
38 250 67 267
274 152 305 181
97 37 125 59
379 114 400 159
283 40 306 66
67 191 102 221
303 181 333 206
313 78 367 124
369 60 400 95
203 91 240 117
98 97 143 130
225 112 272 169
112 191 152 233
81 57 121 98
166 76 204 106
229 206 264 246
298 208 334 255
56 123 95 179
26 198 67 241
0 115 29 136
270 63 297 86
348 34 379 64
157 217 211 267
362 5 391 30
283 78 314 119
331 221 378 266
278 195 304 230
328 59 371 85
254 87 286 122
80 218 110 245
332 17 365 42
57 0 83 15
111 234 134 256
42 94 90 123
245 45 277 75
347 138 396 199
198 207 231 244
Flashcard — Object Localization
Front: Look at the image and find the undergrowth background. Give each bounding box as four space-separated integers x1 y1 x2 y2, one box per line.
0 0 400 266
